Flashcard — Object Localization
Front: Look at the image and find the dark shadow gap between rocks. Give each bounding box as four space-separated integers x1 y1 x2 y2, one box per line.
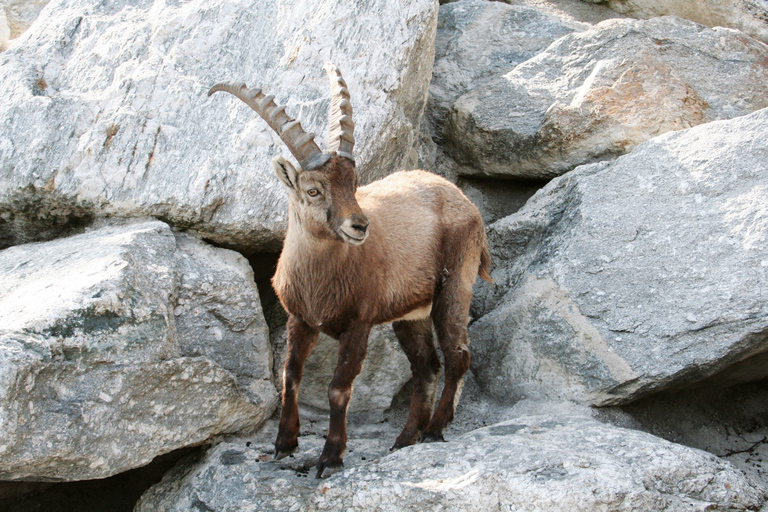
0 195 94 251
457 175 547 226
597 370 768 482
0 446 203 512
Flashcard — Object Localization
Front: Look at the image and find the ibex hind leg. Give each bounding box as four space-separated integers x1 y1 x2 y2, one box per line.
391 318 441 450
421 271 474 443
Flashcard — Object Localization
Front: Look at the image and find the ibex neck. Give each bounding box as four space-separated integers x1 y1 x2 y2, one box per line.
275 217 359 328
283 217 351 261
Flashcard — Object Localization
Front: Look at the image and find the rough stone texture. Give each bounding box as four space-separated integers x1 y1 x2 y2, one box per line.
0 0 438 252
470 107 768 406
1 0 50 41
428 0 582 141
0 220 277 481
444 16 768 179
134 418 400 512
599 378 768 485
271 323 411 417
584 0 768 45
173 232 273 398
136 414 766 511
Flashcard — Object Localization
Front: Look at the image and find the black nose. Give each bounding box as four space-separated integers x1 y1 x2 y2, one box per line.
351 215 369 234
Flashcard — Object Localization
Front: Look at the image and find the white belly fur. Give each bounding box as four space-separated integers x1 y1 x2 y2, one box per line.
392 303 432 322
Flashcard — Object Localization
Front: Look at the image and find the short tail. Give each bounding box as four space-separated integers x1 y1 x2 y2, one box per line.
478 231 492 284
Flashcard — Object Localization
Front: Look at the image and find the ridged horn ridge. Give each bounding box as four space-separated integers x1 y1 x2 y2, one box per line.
208 82 330 170
323 62 355 161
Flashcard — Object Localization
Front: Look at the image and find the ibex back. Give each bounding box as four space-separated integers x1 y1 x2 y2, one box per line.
209 63 491 478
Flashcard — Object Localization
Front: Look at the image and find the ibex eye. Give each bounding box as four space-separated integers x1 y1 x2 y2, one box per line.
307 189 320 197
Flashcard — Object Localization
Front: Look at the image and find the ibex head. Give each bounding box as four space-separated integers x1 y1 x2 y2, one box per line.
209 63 369 245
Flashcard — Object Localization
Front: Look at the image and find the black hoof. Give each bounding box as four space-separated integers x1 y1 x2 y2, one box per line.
273 445 297 461
316 460 343 479
390 438 415 451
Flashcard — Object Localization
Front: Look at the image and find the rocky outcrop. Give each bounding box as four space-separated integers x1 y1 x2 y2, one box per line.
429 0 583 141
470 107 768 406
0 0 437 252
0 220 277 481
2 0 768 508
135 414 766 511
444 16 768 179
584 0 768 44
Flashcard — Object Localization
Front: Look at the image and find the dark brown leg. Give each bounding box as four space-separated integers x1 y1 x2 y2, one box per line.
316 323 371 478
274 315 319 460
422 278 473 442
391 318 441 449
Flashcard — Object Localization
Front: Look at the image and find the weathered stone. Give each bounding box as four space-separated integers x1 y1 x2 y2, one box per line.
1 0 50 41
134 419 400 512
585 0 768 45
173 232 273 398
271 323 411 417
136 414 766 511
313 415 765 511
470 107 768 406
0 220 277 481
445 16 768 179
428 0 582 140
0 0 437 251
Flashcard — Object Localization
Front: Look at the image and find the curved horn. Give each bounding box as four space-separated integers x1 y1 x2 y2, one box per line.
208 82 330 170
323 62 355 161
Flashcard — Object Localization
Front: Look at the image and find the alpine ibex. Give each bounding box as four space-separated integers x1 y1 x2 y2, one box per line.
209 63 491 478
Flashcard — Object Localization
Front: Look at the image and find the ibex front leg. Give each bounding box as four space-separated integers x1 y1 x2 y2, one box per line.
316 323 370 478
274 315 318 460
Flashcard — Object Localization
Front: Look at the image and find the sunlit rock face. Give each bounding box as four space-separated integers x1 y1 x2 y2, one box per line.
0 0 438 252
444 16 768 179
1 0 51 43
0 220 277 481
135 415 765 512
427 0 583 142
583 0 768 45
471 107 768 406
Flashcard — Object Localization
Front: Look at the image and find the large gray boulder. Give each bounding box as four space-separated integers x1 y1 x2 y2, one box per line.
173 232 273 397
0 220 277 481
445 16 768 179
584 0 768 45
429 0 583 141
0 0 437 251
135 414 766 511
470 107 768 406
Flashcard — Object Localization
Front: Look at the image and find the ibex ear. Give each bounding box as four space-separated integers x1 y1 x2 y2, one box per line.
271 156 299 190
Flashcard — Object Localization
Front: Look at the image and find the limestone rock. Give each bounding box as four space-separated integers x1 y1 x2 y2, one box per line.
429 0 582 141
585 0 768 45
0 220 277 481
470 107 768 406
136 415 766 511
0 0 438 252
1 0 50 41
445 16 768 179
174 232 272 397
